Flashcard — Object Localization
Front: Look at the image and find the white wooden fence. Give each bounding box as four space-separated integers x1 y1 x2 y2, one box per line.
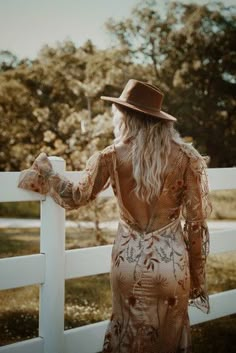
0 157 236 353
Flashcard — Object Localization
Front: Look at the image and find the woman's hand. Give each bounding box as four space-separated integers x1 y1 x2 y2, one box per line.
18 152 53 194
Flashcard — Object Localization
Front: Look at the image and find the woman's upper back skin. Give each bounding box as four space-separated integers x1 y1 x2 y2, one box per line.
113 141 187 232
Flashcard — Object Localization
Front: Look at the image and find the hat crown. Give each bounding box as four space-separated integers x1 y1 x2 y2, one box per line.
120 79 164 112
100 78 176 121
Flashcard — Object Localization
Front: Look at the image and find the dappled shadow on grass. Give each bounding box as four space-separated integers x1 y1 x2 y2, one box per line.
207 252 236 294
0 285 39 346
0 227 115 259
0 228 40 258
65 228 115 249
0 202 40 219
0 310 38 346
192 315 236 353
1 312 236 350
65 274 112 330
210 190 236 220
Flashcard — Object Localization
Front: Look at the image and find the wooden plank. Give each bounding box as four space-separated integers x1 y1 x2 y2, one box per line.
0 230 234 290
0 172 44 202
39 156 65 353
65 245 112 279
0 254 45 290
64 320 109 353
0 337 43 353
207 167 236 190
210 229 236 254
65 228 236 280
0 167 235 203
189 289 236 325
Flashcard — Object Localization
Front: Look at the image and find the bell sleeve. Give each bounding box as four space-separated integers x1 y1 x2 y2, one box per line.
18 151 110 210
182 154 212 313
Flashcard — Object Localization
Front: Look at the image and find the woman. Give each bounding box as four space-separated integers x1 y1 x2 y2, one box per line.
18 79 212 353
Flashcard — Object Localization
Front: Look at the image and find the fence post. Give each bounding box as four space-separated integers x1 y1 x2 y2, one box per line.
39 157 66 353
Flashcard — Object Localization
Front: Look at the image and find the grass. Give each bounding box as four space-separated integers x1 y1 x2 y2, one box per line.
210 190 236 220
65 274 111 329
0 228 236 350
0 228 40 258
191 315 236 353
0 227 116 259
0 201 40 218
0 286 39 345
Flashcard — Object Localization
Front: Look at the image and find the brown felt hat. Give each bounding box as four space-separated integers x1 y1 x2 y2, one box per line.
101 79 177 121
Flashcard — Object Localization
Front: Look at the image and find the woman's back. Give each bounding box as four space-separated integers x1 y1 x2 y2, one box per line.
113 141 187 232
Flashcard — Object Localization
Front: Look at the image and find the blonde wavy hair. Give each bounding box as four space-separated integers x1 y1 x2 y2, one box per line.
112 104 188 203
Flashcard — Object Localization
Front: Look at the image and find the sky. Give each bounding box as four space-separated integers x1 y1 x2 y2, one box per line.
0 0 235 60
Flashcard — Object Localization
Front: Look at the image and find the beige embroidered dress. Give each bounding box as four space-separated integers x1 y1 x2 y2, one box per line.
18 141 212 353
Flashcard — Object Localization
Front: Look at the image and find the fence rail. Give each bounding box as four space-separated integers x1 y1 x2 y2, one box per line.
0 159 236 353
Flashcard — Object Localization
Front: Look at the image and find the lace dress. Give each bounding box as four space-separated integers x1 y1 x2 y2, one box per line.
18 142 212 353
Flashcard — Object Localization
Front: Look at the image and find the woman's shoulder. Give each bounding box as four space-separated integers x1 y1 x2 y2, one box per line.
173 140 206 162
101 144 115 157
100 142 132 168
175 142 209 176
178 142 200 159
98 144 115 166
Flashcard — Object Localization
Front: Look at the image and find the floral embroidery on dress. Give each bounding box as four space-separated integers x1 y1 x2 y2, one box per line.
18 142 211 353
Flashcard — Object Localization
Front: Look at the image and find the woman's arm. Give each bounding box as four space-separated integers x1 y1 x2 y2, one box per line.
182 154 212 313
18 151 110 210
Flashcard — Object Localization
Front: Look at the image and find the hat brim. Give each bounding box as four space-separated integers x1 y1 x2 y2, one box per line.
101 96 177 122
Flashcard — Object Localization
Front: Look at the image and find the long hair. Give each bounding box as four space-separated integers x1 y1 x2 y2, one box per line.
112 103 194 203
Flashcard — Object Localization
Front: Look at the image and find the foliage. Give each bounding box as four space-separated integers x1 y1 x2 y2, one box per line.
106 0 236 166
0 42 106 170
1 2 235 170
0 202 40 218
0 39 151 171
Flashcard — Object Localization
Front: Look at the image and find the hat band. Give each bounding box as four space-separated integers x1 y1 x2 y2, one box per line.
118 98 161 113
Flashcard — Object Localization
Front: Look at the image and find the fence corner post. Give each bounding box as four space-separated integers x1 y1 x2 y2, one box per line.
39 156 66 353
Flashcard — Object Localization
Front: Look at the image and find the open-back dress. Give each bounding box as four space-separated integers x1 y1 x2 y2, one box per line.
18 141 212 353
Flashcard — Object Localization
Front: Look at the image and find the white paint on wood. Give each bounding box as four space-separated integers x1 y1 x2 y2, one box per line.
207 167 236 190
0 337 43 353
0 172 44 202
65 245 112 279
1 228 233 292
210 229 236 254
189 289 236 325
64 228 236 280
0 167 235 203
39 157 65 353
0 254 45 290
64 320 109 353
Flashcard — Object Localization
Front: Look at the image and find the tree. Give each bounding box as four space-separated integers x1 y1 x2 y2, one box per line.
0 37 154 171
0 40 125 241
106 1 236 166
0 41 112 171
0 50 19 72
